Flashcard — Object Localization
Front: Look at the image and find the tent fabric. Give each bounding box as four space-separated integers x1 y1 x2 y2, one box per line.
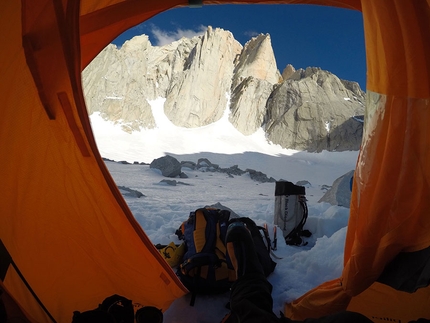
287 92 430 320
1 0 430 322
1 1 189 322
347 283 430 322
376 245 430 293
286 0 430 320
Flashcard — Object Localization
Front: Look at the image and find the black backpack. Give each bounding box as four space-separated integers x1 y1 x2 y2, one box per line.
175 208 277 305
72 294 163 323
228 217 277 277
72 295 134 323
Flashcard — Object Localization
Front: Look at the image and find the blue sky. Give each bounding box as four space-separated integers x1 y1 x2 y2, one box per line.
112 4 366 90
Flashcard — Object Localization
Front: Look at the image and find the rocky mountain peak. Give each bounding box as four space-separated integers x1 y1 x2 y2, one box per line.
232 33 280 89
82 26 365 151
163 26 242 128
264 66 365 152
281 64 296 80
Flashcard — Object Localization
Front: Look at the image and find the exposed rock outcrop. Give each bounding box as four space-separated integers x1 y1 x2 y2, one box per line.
150 155 182 178
82 26 365 151
264 67 365 152
163 27 242 128
229 33 280 135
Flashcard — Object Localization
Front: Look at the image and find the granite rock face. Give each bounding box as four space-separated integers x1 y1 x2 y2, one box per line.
82 27 365 151
163 26 242 128
264 67 365 152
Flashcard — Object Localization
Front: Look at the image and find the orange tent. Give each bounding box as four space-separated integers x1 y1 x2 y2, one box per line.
0 0 429 322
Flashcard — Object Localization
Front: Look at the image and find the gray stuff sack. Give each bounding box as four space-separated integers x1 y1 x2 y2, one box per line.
274 181 311 246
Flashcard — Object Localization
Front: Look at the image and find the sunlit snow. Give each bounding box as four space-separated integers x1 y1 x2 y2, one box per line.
89 98 359 322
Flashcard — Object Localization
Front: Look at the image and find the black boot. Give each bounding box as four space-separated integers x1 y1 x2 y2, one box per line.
225 221 264 278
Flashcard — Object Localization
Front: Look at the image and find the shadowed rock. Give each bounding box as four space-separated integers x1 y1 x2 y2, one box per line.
150 155 182 178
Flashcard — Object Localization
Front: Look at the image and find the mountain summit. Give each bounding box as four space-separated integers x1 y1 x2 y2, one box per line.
82 26 365 152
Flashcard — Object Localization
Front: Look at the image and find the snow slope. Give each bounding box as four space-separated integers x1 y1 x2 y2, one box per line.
90 98 359 322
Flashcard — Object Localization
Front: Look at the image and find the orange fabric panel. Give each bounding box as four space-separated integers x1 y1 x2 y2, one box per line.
363 0 430 97
21 0 72 121
0 282 34 323
0 1 187 322
343 92 430 294
286 94 430 319
80 0 128 14
285 1 430 318
79 0 361 15
347 282 430 322
285 279 351 320
2 270 49 323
